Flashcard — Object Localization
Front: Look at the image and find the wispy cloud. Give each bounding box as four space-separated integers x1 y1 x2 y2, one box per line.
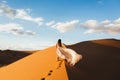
1 0 7 3
0 23 36 35
47 20 80 33
0 4 43 26
81 18 120 35
46 21 55 26
25 30 36 35
15 9 43 26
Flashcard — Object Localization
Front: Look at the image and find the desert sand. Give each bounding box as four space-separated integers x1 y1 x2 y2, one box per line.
0 46 68 80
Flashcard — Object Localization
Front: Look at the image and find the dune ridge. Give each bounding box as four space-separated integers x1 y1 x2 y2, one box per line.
92 39 120 48
0 46 68 80
67 39 120 80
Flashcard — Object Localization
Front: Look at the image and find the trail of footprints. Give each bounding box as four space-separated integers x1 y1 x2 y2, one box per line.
41 58 63 80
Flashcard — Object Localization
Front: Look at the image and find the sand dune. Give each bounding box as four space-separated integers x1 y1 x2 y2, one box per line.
0 46 68 80
0 50 33 67
67 39 120 80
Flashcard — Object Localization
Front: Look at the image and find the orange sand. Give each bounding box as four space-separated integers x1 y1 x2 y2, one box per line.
0 46 68 80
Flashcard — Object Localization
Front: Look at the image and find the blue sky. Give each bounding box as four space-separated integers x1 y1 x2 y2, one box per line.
0 0 120 50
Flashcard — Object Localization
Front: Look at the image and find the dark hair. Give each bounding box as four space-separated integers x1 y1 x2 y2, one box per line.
58 39 62 47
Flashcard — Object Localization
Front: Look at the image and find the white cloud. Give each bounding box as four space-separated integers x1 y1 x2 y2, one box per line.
0 4 15 18
15 9 43 26
0 4 43 26
81 18 120 35
0 23 36 35
49 20 79 33
0 23 23 35
114 18 120 24
81 20 98 29
46 21 55 26
101 20 111 25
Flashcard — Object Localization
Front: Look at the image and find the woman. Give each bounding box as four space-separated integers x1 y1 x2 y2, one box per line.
56 39 82 67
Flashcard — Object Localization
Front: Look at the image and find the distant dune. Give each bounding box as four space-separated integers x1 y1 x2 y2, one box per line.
0 50 34 67
67 39 120 80
0 39 120 80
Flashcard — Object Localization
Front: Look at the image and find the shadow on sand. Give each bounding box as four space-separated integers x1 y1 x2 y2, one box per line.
66 41 120 80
